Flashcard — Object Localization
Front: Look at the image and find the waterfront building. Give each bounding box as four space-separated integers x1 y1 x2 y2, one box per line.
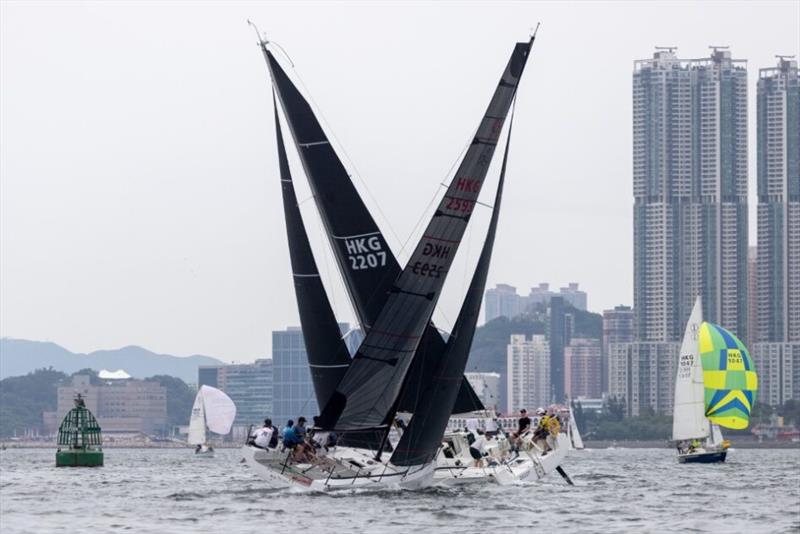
198 359 273 427
43 374 167 435
756 57 799 344
271 326 315 426
564 338 602 399
548 296 573 402
607 342 678 417
465 372 501 410
752 343 800 406
747 247 759 344
602 305 635 394
633 47 749 343
507 334 550 413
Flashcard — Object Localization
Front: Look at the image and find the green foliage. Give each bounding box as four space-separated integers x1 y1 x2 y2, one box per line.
570 307 603 339
0 368 68 437
145 374 196 429
573 396 670 440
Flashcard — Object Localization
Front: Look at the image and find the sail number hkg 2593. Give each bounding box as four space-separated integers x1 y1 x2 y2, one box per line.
343 236 387 271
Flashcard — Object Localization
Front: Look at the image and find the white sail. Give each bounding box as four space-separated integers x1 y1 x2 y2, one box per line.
568 406 584 449
187 389 207 445
199 385 237 435
672 297 710 441
710 423 724 445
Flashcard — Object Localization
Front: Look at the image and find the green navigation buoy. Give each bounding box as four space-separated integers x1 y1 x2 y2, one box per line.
55 394 103 467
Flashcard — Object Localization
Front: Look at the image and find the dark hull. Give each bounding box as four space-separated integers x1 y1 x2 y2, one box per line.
678 450 727 464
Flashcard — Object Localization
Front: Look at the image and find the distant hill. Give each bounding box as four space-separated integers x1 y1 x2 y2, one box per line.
0 338 226 383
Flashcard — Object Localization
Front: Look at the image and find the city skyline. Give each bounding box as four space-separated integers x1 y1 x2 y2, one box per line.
2 2 797 363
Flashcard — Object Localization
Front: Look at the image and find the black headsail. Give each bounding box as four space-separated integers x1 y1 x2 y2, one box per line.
317 38 535 435
257 38 482 414
273 96 352 411
391 104 518 466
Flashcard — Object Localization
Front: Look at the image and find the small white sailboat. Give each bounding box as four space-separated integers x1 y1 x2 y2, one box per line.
672 296 758 463
188 385 236 457
566 405 584 450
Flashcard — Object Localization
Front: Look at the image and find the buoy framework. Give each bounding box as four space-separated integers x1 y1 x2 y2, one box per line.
56 395 104 467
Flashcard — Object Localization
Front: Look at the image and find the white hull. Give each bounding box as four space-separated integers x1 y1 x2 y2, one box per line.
434 433 570 485
242 445 433 491
194 445 215 457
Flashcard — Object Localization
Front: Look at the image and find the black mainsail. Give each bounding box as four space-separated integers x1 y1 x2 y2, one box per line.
391 108 516 466
258 40 482 414
273 97 352 411
318 39 535 434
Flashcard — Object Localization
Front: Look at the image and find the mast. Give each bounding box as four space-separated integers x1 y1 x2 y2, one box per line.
317 37 536 438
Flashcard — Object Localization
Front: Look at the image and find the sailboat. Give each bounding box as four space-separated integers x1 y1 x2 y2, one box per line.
566 405 584 450
188 385 237 457
672 296 758 463
242 25 541 490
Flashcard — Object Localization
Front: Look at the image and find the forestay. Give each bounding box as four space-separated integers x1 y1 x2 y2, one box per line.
319 39 535 433
672 297 709 441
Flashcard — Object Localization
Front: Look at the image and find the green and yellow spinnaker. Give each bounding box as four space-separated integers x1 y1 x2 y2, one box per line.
699 322 758 430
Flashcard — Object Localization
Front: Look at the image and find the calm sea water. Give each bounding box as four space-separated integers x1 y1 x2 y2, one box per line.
1 447 798 533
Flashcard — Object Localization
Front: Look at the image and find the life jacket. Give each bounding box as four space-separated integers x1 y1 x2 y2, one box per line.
269 426 279 448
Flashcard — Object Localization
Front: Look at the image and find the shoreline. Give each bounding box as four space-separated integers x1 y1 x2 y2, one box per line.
2 439 798 450
584 439 800 449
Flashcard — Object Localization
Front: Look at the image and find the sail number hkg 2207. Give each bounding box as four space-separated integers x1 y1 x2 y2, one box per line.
343 236 387 271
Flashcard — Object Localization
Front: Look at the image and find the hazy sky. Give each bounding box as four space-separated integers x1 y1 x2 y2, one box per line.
1 1 798 362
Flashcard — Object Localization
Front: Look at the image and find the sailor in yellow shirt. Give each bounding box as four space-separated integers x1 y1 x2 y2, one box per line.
544 411 561 454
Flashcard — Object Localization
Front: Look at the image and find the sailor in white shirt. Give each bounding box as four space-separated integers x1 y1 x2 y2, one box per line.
253 420 275 449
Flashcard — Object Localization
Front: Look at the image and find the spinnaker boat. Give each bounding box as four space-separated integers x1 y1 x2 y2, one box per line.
188 385 236 456
672 296 758 463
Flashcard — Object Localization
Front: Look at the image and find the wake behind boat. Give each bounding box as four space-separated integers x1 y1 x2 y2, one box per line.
242 23 543 490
